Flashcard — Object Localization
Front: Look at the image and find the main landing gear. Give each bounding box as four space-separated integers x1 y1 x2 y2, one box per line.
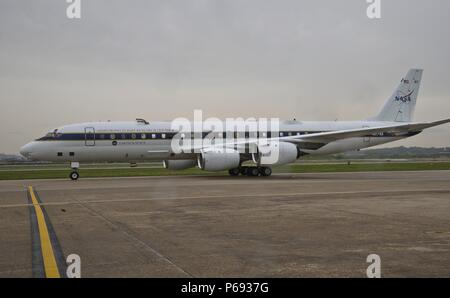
69 162 80 181
228 166 272 177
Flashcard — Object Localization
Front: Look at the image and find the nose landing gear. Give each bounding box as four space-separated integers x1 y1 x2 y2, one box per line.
70 162 80 181
70 171 79 181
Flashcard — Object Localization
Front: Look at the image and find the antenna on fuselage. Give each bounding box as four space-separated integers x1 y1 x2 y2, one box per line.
136 118 149 125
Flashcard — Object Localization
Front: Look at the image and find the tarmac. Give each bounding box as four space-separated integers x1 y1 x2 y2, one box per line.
1 170 450 277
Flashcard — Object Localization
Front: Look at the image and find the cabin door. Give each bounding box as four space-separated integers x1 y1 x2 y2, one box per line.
85 127 96 146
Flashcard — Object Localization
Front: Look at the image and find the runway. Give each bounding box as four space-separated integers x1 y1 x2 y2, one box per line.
1 171 450 277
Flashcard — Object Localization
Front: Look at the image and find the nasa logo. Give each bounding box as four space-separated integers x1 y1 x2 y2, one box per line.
395 90 414 103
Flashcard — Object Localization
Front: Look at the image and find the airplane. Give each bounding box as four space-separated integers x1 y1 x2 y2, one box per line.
20 69 450 180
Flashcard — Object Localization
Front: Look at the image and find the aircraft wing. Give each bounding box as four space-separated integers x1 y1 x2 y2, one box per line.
179 118 450 152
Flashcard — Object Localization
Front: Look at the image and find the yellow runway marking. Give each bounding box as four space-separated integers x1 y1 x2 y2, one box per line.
28 186 60 278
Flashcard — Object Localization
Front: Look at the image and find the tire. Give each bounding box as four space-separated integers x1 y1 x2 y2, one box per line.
240 166 248 175
70 171 79 180
260 167 272 177
247 167 260 176
228 168 240 176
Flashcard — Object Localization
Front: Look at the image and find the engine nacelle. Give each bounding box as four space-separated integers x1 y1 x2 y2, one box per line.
163 159 196 170
253 141 299 166
197 149 240 171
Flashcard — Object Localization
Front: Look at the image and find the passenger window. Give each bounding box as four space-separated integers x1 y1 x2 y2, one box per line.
141 134 146 139
69 152 75 156
57 152 63 157
99 134 105 139
152 134 156 139
121 134 126 139
110 134 116 140
131 134 136 139
161 134 166 139
280 132 284 137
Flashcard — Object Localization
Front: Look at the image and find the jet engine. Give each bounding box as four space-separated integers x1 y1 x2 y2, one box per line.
163 159 197 170
252 141 299 166
197 148 240 171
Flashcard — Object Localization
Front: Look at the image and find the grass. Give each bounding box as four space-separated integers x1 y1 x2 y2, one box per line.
282 162 450 173
0 167 213 180
0 161 449 180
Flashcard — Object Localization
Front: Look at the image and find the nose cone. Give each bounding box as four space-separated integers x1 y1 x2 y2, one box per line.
20 143 33 159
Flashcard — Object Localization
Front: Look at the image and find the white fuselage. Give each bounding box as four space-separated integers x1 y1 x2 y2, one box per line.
20 120 412 163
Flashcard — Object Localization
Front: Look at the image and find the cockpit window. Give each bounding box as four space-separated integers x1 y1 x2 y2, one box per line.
36 129 61 141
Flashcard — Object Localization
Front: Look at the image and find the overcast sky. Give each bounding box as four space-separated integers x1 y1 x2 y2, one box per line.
1 0 450 153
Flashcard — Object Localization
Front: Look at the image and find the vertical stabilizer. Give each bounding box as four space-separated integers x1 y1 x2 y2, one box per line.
371 69 423 122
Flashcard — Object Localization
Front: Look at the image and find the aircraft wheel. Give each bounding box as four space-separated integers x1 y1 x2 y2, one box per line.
228 168 240 176
260 167 272 177
240 166 248 175
247 167 260 177
70 171 79 181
